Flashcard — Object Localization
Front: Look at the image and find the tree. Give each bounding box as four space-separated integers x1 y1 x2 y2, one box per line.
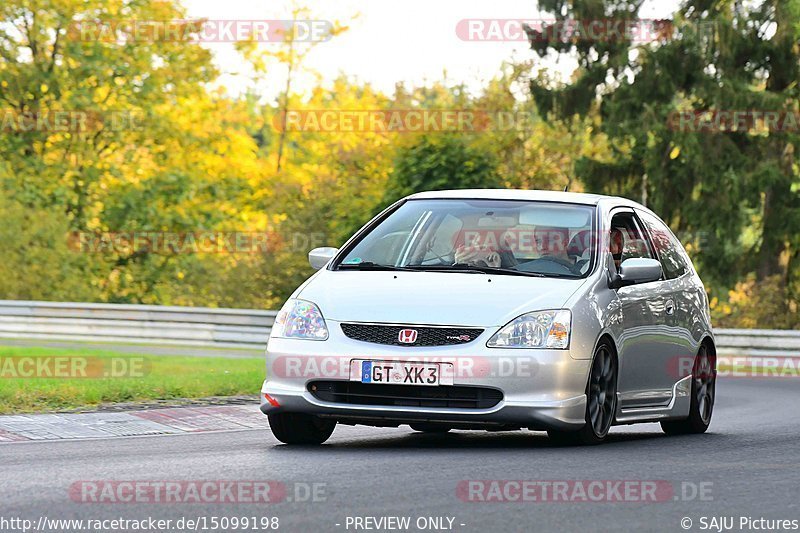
0 0 264 304
471 60 611 191
384 134 501 205
0 0 219 226
527 0 800 316
235 2 350 172
0 195 93 301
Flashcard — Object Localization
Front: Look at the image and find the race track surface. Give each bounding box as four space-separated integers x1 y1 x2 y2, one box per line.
1 377 798 532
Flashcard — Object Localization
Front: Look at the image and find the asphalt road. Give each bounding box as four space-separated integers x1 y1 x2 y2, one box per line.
2 377 799 533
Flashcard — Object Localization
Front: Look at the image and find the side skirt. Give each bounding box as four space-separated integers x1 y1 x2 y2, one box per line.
612 375 692 425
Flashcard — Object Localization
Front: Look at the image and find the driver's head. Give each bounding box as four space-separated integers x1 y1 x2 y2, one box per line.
534 226 570 258
610 228 624 269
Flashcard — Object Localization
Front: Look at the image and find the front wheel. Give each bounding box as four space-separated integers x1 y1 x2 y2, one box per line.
548 340 618 445
661 344 716 435
268 412 336 445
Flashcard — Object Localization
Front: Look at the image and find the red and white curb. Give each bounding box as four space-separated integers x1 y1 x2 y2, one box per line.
0 405 265 442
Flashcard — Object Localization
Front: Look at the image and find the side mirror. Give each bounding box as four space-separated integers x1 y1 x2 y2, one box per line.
610 258 662 289
308 247 339 270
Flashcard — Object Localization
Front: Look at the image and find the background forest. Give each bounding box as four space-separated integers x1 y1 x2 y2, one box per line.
1 0 798 328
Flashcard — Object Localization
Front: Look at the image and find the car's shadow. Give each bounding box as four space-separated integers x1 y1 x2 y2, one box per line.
269 428 722 452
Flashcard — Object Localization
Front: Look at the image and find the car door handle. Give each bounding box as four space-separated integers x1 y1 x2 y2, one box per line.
665 300 675 315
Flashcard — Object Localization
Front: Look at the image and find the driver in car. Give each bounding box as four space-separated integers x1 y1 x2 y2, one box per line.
453 229 515 268
454 226 580 274
609 227 625 271
454 226 581 275
531 226 577 271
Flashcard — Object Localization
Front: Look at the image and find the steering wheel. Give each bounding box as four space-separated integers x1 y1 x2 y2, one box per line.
417 249 455 266
520 256 580 275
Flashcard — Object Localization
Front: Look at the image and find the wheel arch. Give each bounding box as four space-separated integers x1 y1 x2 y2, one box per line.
699 335 717 358
587 333 620 391
594 332 619 361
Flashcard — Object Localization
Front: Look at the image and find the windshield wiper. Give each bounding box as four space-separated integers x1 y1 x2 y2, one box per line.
336 262 415 272
338 262 575 278
402 264 488 275
404 263 546 277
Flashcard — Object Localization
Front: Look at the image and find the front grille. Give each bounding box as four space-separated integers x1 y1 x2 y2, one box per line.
340 323 483 346
308 381 503 409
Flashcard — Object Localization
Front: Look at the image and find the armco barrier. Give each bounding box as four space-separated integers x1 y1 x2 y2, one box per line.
0 300 796 355
0 300 276 350
713 329 800 357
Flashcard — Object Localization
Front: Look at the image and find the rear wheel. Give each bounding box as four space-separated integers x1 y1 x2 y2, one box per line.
661 344 716 435
268 412 336 445
548 340 618 446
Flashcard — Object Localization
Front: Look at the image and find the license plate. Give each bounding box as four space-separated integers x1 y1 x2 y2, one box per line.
351 360 453 386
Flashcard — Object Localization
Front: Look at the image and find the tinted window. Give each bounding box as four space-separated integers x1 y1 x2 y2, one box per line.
637 210 689 280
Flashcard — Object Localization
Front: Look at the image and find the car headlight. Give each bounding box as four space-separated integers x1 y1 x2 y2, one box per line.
271 299 329 340
487 310 571 349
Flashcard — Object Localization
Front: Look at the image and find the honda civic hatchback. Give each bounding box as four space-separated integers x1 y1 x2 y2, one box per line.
260 189 716 445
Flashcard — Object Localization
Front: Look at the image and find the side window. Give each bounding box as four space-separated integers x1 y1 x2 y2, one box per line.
637 210 689 280
609 212 655 273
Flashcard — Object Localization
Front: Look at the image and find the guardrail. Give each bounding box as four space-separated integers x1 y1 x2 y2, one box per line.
0 300 797 355
714 329 800 357
0 300 276 350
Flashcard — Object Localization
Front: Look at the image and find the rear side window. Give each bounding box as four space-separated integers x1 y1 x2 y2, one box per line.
637 210 689 280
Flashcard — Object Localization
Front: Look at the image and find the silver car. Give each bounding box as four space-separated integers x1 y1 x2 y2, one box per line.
260 190 716 445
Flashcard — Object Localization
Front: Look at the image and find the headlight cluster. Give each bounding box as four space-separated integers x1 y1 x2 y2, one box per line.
271 299 329 340
487 309 571 349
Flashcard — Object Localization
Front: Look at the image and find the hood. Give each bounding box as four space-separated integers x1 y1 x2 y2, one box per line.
297 270 587 327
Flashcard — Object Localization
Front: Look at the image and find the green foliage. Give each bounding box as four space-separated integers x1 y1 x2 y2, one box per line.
2 0 793 330
0 195 93 301
528 0 800 326
711 275 799 330
384 134 502 205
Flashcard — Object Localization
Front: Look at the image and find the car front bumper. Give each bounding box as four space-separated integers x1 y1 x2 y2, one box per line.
260 322 593 431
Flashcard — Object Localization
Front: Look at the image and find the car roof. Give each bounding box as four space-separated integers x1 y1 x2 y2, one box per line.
406 189 643 209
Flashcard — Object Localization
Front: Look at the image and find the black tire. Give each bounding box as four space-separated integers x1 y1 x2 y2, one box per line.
661 344 716 435
548 339 618 446
268 412 336 445
409 423 451 433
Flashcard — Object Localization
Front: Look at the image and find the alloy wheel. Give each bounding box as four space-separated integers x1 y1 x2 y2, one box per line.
694 345 715 425
588 344 617 437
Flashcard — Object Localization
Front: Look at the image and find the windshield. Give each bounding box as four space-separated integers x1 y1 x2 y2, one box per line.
334 199 597 278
